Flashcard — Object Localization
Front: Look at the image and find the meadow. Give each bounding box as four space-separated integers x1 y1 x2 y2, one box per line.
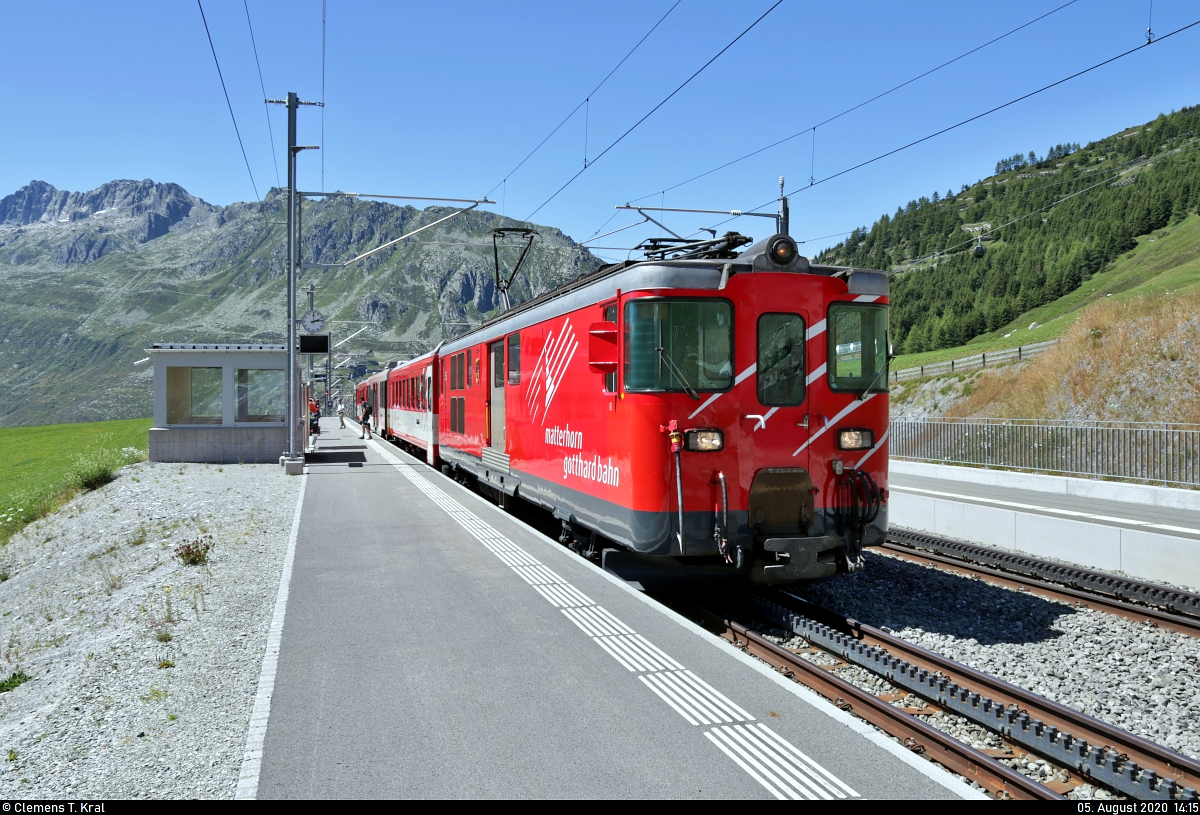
0 417 150 547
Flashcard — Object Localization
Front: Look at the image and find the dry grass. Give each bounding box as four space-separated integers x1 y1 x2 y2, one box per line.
946 290 1200 423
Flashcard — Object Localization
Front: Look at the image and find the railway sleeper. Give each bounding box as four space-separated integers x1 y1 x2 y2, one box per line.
748 593 1199 802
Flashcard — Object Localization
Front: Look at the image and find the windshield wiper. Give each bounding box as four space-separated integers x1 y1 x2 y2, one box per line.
856 352 894 400
656 345 700 400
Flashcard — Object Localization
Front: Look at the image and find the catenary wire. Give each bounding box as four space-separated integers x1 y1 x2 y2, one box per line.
198 0 260 200
524 0 784 222
616 0 1083 210
696 16 1200 237
242 0 279 188
483 0 681 202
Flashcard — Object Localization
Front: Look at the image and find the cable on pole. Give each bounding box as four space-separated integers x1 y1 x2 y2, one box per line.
198 0 260 200
243 0 279 187
484 0 681 200
525 0 784 222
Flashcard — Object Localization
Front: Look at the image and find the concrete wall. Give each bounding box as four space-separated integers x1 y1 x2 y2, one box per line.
149 427 287 464
888 459 1200 590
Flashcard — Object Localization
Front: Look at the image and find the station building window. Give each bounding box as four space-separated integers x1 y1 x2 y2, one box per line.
237 369 284 422
166 367 222 425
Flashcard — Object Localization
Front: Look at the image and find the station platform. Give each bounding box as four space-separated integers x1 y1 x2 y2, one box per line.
248 421 980 800
889 460 1200 590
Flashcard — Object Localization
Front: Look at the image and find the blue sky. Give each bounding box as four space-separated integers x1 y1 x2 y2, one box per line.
2 0 1198 261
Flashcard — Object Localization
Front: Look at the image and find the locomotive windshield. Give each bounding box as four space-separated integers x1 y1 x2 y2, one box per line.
624 299 733 393
827 303 889 393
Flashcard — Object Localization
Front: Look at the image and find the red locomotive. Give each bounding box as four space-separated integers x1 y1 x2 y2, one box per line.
359 231 889 583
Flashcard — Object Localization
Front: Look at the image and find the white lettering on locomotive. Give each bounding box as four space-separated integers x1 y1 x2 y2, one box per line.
563 451 620 486
544 424 584 449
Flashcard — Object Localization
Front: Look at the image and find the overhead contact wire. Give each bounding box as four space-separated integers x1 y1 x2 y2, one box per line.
197 0 260 200
243 0 279 188
701 16 1200 235
484 0 682 202
619 0 1083 207
525 0 784 222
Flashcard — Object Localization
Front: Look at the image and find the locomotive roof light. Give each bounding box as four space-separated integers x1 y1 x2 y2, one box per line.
744 233 810 272
769 236 797 266
684 429 724 452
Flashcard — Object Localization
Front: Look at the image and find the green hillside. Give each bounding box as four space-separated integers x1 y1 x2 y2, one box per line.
816 105 1200 359
893 210 1200 369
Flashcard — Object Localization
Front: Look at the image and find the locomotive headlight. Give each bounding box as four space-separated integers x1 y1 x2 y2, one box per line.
769 236 797 266
837 429 875 450
684 429 724 451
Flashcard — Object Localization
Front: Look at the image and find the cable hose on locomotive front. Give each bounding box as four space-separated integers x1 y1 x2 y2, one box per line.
835 468 881 571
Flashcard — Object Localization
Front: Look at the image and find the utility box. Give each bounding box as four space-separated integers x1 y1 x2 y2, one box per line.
147 343 289 463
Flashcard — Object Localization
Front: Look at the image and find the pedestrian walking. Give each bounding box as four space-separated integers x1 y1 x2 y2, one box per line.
337 400 346 428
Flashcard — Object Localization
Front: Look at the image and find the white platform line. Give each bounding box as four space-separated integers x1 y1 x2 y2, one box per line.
593 636 640 671
675 670 755 721
235 473 307 800
754 723 859 797
641 671 716 724
655 671 737 724
720 724 834 800
639 674 701 725
366 438 861 801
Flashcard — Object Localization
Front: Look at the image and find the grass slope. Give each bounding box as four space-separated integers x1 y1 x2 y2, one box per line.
892 211 1200 370
0 417 149 546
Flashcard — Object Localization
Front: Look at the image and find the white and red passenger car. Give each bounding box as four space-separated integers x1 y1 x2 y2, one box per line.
358 233 890 583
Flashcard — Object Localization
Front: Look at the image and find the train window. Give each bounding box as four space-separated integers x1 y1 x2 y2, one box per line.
466 349 472 388
757 314 806 406
624 299 733 393
827 303 889 394
603 304 618 393
493 343 504 387
507 334 521 385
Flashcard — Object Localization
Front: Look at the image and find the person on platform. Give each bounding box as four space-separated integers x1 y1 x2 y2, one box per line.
337 400 346 428
359 400 372 440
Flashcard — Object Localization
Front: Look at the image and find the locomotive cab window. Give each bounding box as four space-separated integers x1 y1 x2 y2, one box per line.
757 313 806 405
507 334 520 385
827 303 889 393
624 299 732 393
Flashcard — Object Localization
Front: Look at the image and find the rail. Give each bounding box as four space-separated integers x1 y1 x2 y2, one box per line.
891 418 1200 486
890 339 1058 383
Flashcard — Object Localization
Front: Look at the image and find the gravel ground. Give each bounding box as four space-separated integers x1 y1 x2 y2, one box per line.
0 461 299 798
787 551 1200 771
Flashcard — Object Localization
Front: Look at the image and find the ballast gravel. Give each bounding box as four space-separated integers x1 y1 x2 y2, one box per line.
789 550 1200 765
0 461 300 799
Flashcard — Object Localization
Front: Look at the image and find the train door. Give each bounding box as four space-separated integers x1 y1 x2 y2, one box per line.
489 341 505 449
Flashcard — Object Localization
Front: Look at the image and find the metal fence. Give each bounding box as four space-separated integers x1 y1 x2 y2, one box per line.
891 418 1200 486
891 339 1058 384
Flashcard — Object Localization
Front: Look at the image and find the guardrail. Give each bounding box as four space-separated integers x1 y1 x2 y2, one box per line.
891 417 1200 486
890 339 1058 384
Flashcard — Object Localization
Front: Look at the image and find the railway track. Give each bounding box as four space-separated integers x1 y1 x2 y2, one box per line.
745 587 1200 802
657 593 1059 800
882 528 1200 639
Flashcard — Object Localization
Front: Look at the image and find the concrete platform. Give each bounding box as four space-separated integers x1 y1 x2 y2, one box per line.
247 421 981 800
889 460 1200 590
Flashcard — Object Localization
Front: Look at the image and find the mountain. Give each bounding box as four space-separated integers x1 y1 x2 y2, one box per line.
815 104 1200 355
0 180 601 427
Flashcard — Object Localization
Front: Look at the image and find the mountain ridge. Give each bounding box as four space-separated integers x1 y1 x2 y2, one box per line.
0 178 600 427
